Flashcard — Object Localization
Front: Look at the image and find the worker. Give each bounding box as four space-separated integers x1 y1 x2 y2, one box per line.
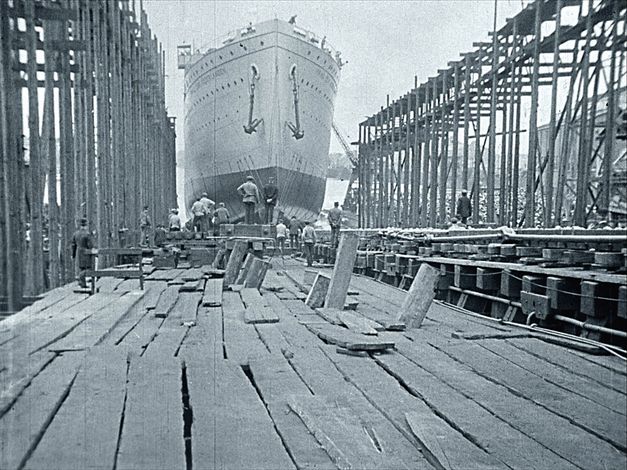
327 201 343 248
456 189 472 225
199 192 215 231
169 209 181 231
191 197 205 232
139 205 151 247
289 216 300 250
237 175 261 224
301 221 316 267
214 202 230 235
154 224 167 247
263 177 278 224
71 218 94 288
276 219 287 256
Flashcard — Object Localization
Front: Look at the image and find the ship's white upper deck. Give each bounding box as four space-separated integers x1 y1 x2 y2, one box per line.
178 19 343 86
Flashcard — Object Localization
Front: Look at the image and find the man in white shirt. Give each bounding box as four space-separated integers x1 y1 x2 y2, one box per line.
276 219 287 256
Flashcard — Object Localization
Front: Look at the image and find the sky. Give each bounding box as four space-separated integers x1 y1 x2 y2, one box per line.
143 0 531 154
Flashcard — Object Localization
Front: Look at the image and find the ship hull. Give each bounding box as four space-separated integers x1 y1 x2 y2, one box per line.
183 19 340 222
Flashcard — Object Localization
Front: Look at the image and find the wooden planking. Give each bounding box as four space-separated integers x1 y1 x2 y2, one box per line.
305 323 394 351
153 285 179 318
223 240 248 286
354 348 577 470
287 395 411 470
169 291 202 324
479 338 626 416
116 355 185 470
0 353 85 470
393 335 625 470
0 351 56 417
507 337 627 393
337 310 381 335
178 306 223 360
0 292 122 358
242 289 279 324
146 268 183 281
221 291 271 365
49 291 145 352
427 335 627 449
24 347 128 470
184 356 296 470
243 257 270 289
181 267 205 281
202 278 223 306
248 356 337 470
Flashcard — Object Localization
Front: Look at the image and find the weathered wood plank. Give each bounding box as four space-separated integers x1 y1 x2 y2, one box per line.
248 356 337 469
393 335 625 470
0 353 85 470
116 355 185 470
397 263 440 328
324 232 359 309
223 241 248 286
24 348 127 469
202 278 223 306
305 273 330 308
49 291 145 352
243 257 270 289
184 356 296 470
305 323 394 351
153 285 179 318
324 345 578 470
287 395 410 469
337 310 381 335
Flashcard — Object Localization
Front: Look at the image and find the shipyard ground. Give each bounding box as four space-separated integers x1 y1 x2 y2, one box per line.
1 259 625 470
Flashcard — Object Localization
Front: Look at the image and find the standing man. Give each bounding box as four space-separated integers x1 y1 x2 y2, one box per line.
199 192 215 231
139 205 151 246
301 221 316 267
237 175 261 224
289 216 300 250
327 201 343 248
275 218 287 256
263 177 278 224
71 218 94 288
456 189 472 225
191 197 205 232
169 209 181 231
213 202 230 235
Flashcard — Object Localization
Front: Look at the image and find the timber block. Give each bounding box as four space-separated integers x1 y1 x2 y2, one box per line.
303 269 317 287
500 244 517 257
618 286 627 319
580 281 616 318
438 264 453 291
516 246 543 257
454 265 475 289
476 268 500 291
521 291 551 320
546 277 578 311
487 243 502 255
500 269 522 299
594 252 623 268
305 273 331 309
565 250 595 265
522 275 545 294
542 248 565 261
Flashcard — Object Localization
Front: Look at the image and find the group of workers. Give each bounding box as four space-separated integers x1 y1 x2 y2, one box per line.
190 193 231 233
236 175 278 224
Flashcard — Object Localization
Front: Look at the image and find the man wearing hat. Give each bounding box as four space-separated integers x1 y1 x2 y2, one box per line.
169 208 181 231
71 218 94 288
456 189 472 225
237 175 261 224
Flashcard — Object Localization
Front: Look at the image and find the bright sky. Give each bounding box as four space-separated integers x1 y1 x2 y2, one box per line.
143 0 530 154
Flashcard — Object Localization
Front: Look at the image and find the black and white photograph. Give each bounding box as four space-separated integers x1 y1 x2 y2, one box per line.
0 0 626 468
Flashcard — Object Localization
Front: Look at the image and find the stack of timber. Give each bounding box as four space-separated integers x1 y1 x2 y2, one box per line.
1 261 625 469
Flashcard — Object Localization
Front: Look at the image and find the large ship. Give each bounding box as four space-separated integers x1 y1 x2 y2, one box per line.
178 19 342 223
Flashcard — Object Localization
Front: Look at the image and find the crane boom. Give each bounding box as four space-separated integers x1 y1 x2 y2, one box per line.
331 121 358 167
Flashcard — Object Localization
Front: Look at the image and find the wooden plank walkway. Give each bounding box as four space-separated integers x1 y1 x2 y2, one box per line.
0 262 625 469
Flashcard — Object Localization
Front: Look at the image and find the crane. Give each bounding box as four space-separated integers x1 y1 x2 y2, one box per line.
331 122 359 213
